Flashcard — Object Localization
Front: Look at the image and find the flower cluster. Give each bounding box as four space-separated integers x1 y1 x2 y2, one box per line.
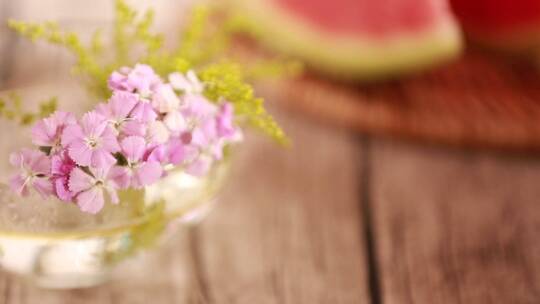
9 64 242 214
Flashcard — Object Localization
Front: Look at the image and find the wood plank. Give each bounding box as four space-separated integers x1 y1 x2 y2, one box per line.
371 139 540 304
193 109 370 303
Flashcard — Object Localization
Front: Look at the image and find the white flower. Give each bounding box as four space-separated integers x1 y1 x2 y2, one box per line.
146 121 170 144
152 84 181 113
163 111 187 134
169 70 204 95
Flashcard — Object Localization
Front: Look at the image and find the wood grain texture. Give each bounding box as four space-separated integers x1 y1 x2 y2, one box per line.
1 2 371 297
371 139 540 304
193 110 369 304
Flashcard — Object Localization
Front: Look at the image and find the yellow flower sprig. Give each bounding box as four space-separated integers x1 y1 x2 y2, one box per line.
201 62 289 145
7 0 289 143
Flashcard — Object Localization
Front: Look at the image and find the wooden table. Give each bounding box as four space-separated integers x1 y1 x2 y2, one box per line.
1 1 540 303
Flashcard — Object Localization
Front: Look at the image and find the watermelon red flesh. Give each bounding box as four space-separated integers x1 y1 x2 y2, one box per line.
274 0 451 37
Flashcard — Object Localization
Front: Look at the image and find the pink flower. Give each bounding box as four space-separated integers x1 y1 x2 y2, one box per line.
121 120 146 137
169 70 204 94
183 120 223 177
127 64 162 97
166 138 186 165
31 111 76 151
167 94 216 138
108 67 133 92
216 102 242 141
68 165 122 214
8 63 245 213
182 95 218 128
145 144 169 164
50 150 76 202
191 119 221 156
108 64 162 96
96 91 138 132
179 102 242 177
119 136 163 188
9 149 53 198
131 97 158 123
61 111 120 168
123 120 170 145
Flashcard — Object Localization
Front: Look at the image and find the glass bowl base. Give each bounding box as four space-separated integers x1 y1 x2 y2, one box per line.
32 271 110 289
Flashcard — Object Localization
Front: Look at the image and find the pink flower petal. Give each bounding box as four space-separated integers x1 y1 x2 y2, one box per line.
100 127 121 152
54 178 73 201
30 111 75 147
121 136 146 162
68 140 93 167
80 111 107 138
146 121 170 144
51 150 75 176
163 111 186 134
106 187 119 204
32 178 54 198
32 153 52 175
9 152 23 167
108 70 133 91
91 148 116 168
61 124 84 147
152 84 180 113
131 101 157 122
145 144 168 163
95 103 110 117
77 188 105 214
53 111 77 126
169 70 203 94
109 91 138 119
31 119 56 146
168 140 186 165
135 161 163 187
216 102 238 138
68 167 94 194
122 120 146 137
108 166 130 189
9 175 28 196
191 127 210 147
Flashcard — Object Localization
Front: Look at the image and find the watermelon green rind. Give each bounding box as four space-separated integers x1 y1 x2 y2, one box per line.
232 0 463 79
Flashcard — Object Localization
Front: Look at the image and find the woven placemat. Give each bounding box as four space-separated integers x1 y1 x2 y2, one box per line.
267 50 540 152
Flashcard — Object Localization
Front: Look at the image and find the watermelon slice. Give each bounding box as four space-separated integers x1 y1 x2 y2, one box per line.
451 0 540 53
232 0 462 79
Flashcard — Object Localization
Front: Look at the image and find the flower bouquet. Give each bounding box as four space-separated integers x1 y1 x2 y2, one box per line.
0 0 287 288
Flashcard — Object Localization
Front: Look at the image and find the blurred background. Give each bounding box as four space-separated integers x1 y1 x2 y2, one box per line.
1 0 540 303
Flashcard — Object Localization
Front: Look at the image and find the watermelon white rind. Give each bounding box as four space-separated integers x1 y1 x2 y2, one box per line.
232 0 463 80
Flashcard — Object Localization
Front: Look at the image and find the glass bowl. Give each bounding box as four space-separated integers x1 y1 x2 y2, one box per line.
0 84 230 288
0 160 229 289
